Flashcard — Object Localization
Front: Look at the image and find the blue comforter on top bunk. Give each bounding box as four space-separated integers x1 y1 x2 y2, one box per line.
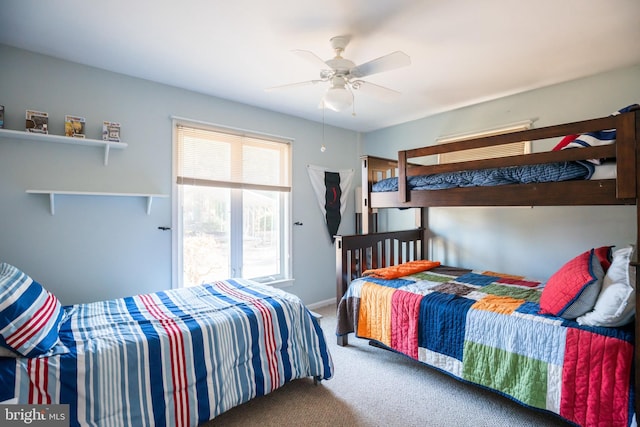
372 161 592 192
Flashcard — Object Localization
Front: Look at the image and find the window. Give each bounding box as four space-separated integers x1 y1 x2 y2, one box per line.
436 120 533 164
173 120 292 288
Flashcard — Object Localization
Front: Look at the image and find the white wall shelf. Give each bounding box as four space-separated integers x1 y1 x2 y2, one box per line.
0 128 127 165
26 190 168 215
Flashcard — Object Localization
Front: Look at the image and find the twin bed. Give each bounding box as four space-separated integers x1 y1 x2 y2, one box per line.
0 264 333 426
336 106 639 427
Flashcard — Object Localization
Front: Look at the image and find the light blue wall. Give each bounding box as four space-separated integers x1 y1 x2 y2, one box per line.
0 44 361 305
365 64 640 280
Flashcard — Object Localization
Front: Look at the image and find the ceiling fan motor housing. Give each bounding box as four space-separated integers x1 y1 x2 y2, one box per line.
325 58 356 75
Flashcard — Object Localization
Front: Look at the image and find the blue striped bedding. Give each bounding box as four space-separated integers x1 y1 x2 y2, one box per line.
0 279 333 426
372 161 592 192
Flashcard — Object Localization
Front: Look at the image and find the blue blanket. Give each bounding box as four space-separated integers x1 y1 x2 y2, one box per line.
372 161 592 192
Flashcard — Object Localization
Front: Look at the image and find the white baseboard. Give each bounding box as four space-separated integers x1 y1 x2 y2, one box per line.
306 298 335 310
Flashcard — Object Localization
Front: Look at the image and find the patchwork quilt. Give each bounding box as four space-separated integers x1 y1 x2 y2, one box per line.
337 266 634 427
0 279 333 426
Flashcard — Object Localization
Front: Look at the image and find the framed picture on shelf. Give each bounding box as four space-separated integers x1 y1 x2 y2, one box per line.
25 110 49 134
65 115 86 138
102 121 121 142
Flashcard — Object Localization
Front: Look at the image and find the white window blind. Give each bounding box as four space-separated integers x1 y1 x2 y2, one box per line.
437 120 532 164
176 125 291 192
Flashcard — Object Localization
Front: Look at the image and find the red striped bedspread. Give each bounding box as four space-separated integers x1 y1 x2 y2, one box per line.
0 279 333 426
337 266 634 427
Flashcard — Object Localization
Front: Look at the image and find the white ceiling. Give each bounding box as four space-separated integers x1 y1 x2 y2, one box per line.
1 0 639 133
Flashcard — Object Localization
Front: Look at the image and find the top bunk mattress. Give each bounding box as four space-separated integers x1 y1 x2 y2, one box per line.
372 161 593 192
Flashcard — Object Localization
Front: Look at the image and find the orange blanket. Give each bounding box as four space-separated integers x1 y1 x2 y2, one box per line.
357 282 394 346
362 260 441 280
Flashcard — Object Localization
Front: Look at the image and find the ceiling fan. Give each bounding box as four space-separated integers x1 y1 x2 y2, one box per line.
266 35 411 113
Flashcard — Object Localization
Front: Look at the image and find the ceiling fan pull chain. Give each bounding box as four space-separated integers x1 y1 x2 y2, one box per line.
351 89 357 117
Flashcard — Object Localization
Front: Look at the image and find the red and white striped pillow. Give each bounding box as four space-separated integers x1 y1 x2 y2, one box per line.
0 263 65 357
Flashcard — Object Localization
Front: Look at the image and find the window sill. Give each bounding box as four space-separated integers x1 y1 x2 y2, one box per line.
261 278 295 289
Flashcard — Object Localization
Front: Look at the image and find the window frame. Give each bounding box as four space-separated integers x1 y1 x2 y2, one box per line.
171 117 293 289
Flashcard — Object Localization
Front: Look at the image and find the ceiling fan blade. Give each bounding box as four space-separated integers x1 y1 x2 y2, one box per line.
349 51 411 78
350 80 401 101
265 80 324 92
291 49 329 69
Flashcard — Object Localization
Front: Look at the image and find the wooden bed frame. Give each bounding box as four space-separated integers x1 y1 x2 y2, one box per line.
335 108 640 413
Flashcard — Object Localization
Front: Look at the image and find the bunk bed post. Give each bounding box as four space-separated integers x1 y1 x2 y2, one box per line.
634 109 640 420
616 112 637 198
361 156 372 234
335 235 346 309
420 207 428 260
398 151 408 203
335 235 349 346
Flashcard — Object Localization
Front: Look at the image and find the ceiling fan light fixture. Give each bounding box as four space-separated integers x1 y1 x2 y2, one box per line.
271 36 410 114
323 85 352 112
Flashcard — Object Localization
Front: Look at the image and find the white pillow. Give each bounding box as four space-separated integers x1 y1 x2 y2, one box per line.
577 246 635 327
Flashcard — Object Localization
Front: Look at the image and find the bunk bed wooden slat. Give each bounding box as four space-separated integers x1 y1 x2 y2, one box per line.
403 115 619 158
372 180 634 207
407 145 615 177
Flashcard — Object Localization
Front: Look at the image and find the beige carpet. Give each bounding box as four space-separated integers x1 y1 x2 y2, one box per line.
203 305 570 427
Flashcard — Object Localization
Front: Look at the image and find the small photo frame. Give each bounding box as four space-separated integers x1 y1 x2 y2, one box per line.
26 109 49 134
102 121 121 142
65 115 86 138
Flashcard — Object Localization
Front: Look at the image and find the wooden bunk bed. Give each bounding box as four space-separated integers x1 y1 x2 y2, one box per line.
335 107 639 427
